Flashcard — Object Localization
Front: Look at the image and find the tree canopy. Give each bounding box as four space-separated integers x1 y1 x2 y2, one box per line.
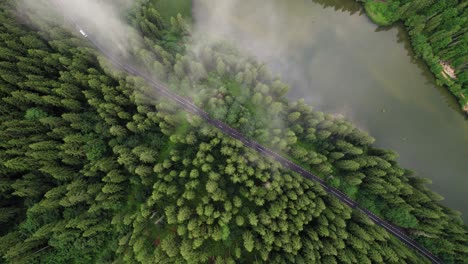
0 0 466 263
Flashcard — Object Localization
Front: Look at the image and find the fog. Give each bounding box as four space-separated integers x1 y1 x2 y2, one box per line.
18 0 316 102
191 0 322 101
191 0 373 131
192 0 316 56
195 0 468 220
14 0 468 219
17 0 141 60
17 0 364 124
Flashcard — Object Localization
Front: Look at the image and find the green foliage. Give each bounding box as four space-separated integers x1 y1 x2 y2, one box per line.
24 108 47 120
335 160 361 171
153 0 192 22
0 1 466 263
364 1 399 26
385 207 418 228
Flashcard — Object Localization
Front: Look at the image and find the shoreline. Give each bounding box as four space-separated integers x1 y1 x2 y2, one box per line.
361 0 468 115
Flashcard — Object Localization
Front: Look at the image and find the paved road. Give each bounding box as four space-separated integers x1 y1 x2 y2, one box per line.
60 8 442 263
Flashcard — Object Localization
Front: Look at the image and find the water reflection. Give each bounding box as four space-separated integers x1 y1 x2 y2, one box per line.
312 0 361 13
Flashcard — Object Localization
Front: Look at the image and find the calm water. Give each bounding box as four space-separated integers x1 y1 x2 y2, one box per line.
193 0 468 221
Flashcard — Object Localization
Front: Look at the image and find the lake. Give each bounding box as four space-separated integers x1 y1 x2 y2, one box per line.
193 0 468 221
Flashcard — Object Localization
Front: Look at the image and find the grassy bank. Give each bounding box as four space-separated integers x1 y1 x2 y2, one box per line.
363 1 396 26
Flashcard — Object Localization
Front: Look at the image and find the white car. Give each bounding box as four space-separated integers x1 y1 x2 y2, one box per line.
79 29 88 38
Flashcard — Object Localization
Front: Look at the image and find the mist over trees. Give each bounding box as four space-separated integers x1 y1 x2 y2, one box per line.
0 0 467 263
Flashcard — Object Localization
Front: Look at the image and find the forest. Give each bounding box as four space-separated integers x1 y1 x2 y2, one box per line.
0 0 467 263
360 0 468 113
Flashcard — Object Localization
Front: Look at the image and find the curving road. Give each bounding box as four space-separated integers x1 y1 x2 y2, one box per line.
58 5 442 263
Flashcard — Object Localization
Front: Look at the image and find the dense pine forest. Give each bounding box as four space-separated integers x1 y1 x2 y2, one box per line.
361 0 468 113
0 0 467 263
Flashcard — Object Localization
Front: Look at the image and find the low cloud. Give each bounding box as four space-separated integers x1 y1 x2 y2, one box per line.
17 0 141 60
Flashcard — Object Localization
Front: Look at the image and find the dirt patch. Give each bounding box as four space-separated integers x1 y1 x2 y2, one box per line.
462 94 468 113
440 61 456 79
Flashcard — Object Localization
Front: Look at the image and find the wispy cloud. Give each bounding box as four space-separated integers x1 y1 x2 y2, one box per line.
17 0 141 60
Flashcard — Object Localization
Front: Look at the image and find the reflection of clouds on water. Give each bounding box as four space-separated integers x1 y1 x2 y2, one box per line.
193 0 318 68
334 25 346 40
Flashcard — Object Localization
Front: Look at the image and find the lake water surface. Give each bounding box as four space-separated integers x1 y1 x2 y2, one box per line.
193 0 468 221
